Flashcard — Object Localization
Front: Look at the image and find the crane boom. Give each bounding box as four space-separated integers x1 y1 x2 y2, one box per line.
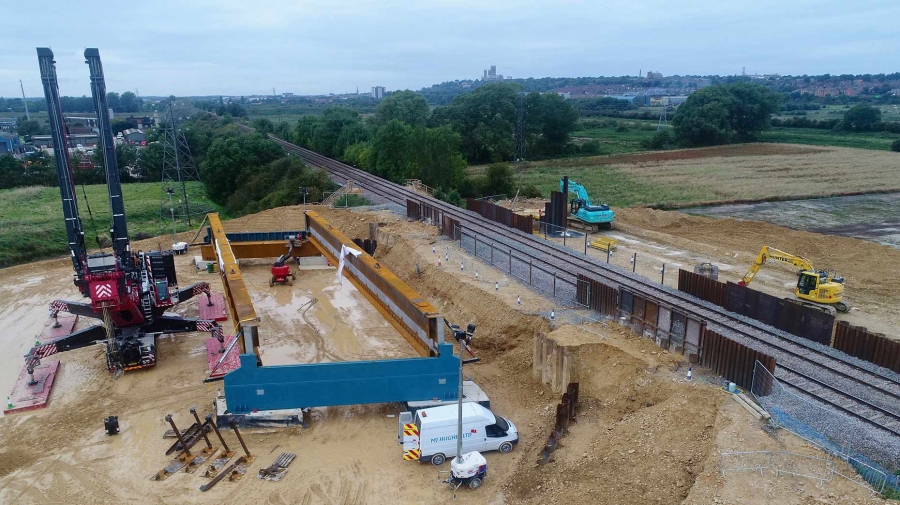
37 47 88 295
85 48 132 270
740 246 816 286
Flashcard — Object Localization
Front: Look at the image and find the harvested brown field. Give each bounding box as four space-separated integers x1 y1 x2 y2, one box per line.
501 143 900 208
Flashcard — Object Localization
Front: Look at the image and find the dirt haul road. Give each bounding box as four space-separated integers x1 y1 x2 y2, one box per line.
0 207 885 504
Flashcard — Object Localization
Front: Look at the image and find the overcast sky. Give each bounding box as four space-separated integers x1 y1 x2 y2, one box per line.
3 0 898 98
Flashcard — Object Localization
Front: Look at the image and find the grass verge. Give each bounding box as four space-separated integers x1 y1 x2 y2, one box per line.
0 182 225 268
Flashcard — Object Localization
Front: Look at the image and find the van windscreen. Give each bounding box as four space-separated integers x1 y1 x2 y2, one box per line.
496 416 509 432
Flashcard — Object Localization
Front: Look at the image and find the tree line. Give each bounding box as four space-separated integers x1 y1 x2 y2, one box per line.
265 83 580 204
0 92 144 115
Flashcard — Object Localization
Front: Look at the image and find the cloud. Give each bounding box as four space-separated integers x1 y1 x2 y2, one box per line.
3 0 900 97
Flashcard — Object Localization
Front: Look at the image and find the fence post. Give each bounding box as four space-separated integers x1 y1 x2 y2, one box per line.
474 235 477 257
529 260 533 285
661 263 666 284
606 247 610 264
632 253 637 273
553 272 557 297
563 227 567 247
508 250 512 274
584 233 588 255
490 244 493 265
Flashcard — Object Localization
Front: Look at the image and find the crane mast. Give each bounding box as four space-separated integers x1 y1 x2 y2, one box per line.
37 47 88 295
85 48 132 271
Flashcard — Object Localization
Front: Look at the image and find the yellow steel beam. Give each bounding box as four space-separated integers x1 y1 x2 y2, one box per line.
305 211 440 357
200 240 319 261
207 213 260 358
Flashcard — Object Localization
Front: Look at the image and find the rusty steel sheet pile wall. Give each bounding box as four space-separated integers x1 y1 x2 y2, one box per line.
833 321 900 373
677 269 726 307
441 215 460 240
617 287 702 357
575 273 617 317
305 211 442 357
406 200 421 221
699 329 777 391
466 198 533 234
540 191 567 229
724 282 834 346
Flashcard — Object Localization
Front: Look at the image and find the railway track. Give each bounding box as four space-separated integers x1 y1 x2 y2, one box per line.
242 125 900 449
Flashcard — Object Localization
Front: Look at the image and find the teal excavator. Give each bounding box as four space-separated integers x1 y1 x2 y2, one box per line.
560 178 614 231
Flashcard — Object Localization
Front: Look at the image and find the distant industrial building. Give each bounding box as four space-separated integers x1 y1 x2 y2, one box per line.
122 129 146 145
371 86 385 99
646 71 663 80
125 116 156 129
482 65 506 81
0 118 17 131
65 116 98 128
0 133 22 155
32 134 99 149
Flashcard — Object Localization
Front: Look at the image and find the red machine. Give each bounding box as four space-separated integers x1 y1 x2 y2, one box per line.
270 238 297 287
28 48 223 377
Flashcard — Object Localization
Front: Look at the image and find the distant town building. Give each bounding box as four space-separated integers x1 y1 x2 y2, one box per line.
66 116 98 128
125 116 156 129
646 71 663 80
122 128 146 146
371 86 385 99
282 92 294 98
32 134 99 149
0 118 17 131
0 133 22 155
482 65 505 81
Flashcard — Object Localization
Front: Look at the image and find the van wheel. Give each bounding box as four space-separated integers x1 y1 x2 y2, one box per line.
499 442 514 454
430 453 446 466
468 477 483 489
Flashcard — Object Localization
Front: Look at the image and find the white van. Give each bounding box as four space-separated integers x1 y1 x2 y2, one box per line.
400 403 518 465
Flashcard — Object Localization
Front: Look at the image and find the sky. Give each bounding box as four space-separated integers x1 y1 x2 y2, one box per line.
2 0 899 98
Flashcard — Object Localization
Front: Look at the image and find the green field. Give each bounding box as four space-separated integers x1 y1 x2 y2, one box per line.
0 182 225 268
775 104 900 122
500 161 713 208
571 119 657 155
759 127 900 150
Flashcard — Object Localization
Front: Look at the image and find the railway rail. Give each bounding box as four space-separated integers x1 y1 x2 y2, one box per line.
239 124 900 452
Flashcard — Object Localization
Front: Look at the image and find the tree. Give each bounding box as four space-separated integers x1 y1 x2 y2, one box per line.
252 118 275 135
107 92 121 111
373 90 430 127
111 118 137 134
119 91 143 112
137 142 164 180
891 139 900 152
91 143 139 182
484 163 513 197
440 82 520 163
528 92 579 156
200 134 285 202
840 105 882 132
408 126 467 190
371 120 413 182
16 118 47 139
311 107 363 157
673 83 780 146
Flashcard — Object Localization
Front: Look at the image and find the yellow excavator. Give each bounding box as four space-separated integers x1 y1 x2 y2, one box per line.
739 246 848 316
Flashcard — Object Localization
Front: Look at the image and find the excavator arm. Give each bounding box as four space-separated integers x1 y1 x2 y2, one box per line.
559 179 593 206
739 246 816 286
